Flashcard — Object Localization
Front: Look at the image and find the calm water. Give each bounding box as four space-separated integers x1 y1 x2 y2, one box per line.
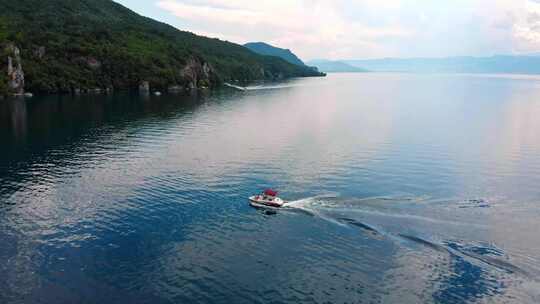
1 73 540 303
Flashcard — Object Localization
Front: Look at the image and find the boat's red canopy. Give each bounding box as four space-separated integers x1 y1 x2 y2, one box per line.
264 189 278 196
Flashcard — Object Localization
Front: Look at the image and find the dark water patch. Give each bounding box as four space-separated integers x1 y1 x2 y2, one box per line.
433 250 505 304
444 241 528 277
392 235 510 303
397 234 526 277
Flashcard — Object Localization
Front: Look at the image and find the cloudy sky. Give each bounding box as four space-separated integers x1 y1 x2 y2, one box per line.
115 0 540 60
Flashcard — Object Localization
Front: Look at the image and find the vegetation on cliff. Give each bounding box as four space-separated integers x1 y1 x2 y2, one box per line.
0 0 323 95
0 19 9 95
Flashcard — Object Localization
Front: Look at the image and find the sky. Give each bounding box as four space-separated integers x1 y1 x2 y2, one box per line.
114 0 540 60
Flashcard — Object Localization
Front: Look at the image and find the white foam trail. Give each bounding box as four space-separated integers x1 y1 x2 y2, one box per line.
224 82 300 91
245 84 297 90
223 83 247 91
284 193 339 208
283 197 316 208
283 195 348 226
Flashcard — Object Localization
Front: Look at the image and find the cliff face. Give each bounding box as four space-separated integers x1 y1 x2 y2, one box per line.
138 57 217 93
180 57 217 90
6 44 24 95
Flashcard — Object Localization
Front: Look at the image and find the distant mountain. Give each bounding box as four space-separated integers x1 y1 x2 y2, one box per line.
344 56 540 74
0 0 323 96
244 42 305 66
306 59 369 73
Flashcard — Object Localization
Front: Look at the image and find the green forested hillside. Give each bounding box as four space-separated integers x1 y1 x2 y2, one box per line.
0 0 323 95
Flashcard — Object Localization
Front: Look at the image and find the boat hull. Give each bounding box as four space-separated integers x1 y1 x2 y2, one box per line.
249 196 286 208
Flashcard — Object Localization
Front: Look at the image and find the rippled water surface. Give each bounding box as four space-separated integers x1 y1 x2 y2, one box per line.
1 73 540 303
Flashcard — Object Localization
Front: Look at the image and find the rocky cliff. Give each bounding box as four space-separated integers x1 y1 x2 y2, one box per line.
6 44 24 94
1 43 25 96
180 57 217 90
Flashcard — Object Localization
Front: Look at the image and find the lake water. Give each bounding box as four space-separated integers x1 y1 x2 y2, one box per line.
1 73 540 303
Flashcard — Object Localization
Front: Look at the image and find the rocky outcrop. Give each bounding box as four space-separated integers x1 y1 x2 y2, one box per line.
139 81 150 93
180 57 216 90
6 44 25 95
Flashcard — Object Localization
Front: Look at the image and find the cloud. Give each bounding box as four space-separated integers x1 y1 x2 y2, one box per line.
156 0 413 59
152 0 540 59
511 0 540 52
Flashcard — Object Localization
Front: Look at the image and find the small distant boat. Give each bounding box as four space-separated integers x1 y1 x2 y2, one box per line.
249 189 287 208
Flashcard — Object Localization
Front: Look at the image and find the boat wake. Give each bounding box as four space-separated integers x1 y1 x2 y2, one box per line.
224 82 307 92
280 194 538 280
244 84 300 91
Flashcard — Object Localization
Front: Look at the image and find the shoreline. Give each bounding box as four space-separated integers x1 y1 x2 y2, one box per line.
1 74 326 99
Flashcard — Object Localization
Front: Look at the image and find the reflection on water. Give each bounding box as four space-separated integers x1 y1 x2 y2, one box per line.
1 74 540 303
0 99 27 144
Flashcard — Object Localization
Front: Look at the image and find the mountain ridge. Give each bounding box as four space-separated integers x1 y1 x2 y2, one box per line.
307 59 369 73
244 42 306 66
343 55 540 74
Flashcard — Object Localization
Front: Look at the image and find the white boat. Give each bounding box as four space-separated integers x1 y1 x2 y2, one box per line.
249 189 287 208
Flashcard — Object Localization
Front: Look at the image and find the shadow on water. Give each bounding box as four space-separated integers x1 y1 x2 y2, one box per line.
0 92 208 157
0 91 239 205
